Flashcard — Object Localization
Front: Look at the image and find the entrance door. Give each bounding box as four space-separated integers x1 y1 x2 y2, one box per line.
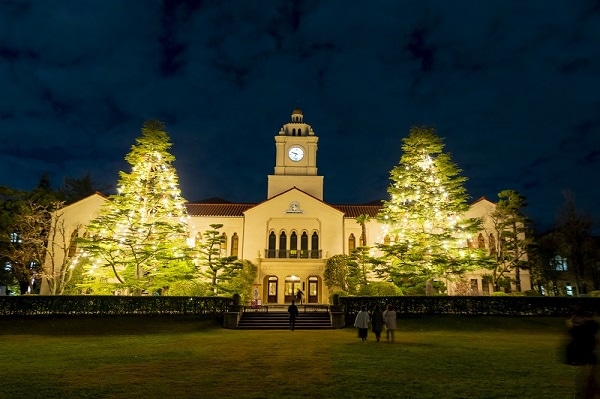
284 276 301 303
267 276 278 304
308 276 319 303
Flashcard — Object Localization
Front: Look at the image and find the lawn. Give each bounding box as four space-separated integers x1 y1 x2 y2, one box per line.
0 315 580 399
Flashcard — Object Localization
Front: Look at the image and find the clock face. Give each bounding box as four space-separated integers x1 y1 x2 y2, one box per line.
288 146 304 162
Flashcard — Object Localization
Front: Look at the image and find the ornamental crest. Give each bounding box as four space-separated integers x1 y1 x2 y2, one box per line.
285 201 303 214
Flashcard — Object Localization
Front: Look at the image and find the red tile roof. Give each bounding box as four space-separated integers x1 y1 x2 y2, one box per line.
185 203 255 217
185 201 383 218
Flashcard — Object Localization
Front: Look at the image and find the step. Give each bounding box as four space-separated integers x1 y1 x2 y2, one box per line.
237 311 333 330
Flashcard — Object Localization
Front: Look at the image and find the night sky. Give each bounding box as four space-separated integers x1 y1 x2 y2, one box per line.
1 1 599 233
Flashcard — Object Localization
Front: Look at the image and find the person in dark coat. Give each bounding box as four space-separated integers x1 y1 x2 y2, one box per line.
565 306 600 398
371 305 384 342
288 300 299 331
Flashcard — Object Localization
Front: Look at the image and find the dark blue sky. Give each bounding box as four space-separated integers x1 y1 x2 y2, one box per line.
1 1 599 232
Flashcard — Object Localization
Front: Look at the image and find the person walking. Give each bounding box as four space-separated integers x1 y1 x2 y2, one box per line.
371 305 384 342
296 289 304 305
354 305 370 342
288 300 299 331
383 304 397 343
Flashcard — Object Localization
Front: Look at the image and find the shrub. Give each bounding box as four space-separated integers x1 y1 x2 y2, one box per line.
357 281 403 296
524 290 541 296
491 291 508 296
329 291 347 305
589 291 600 297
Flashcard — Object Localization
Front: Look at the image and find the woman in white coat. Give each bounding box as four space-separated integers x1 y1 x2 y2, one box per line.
383 304 397 343
354 305 370 342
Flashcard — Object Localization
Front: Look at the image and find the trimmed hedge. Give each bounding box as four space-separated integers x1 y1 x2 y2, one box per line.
340 296 600 326
0 295 231 317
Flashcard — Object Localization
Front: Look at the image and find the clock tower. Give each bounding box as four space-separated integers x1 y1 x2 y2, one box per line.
267 109 324 200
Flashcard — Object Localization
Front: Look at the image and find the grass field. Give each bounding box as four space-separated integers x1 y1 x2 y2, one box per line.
0 315 582 399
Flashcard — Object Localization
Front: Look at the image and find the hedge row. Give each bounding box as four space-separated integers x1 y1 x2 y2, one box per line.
0 295 231 317
339 296 600 325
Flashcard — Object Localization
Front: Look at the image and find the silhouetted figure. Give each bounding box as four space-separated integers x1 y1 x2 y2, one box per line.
288 300 299 331
371 305 384 342
296 289 304 305
565 306 600 398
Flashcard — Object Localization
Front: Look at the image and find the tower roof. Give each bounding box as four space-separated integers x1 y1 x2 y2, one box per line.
292 108 303 115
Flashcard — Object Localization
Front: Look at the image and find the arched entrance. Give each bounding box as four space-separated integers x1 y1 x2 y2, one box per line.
267 276 278 304
307 276 319 303
284 275 301 303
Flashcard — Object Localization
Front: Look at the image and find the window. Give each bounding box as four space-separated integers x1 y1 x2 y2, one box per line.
348 234 356 253
489 234 496 254
268 232 276 258
311 232 319 258
221 233 227 253
231 233 239 257
470 279 478 295
195 232 202 247
67 229 79 258
553 256 568 271
279 232 287 258
477 233 485 248
566 283 573 296
290 232 298 258
10 232 21 244
301 232 309 258
482 279 490 295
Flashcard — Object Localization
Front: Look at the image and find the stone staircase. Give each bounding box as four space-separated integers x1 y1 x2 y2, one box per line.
237 309 333 330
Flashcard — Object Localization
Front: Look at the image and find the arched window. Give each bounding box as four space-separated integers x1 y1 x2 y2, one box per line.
298 128 302 136
384 235 390 245
489 234 496 254
301 232 309 258
477 233 485 249
221 233 227 253
195 232 202 247
279 232 287 258
348 234 356 253
311 232 319 258
292 128 296 136
290 232 298 258
67 229 79 258
231 233 239 257
268 232 276 258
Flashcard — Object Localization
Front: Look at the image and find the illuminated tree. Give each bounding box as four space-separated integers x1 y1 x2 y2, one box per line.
377 126 486 293
349 246 386 286
355 214 370 246
197 223 242 295
485 190 533 292
78 120 194 295
324 254 360 294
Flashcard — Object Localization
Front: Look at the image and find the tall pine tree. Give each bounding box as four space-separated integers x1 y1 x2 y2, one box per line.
377 126 486 293
78 120 193 295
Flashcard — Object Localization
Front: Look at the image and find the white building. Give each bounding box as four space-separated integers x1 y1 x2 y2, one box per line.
43 109 531 300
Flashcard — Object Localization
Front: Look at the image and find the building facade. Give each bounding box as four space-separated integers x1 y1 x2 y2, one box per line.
43 109 531 300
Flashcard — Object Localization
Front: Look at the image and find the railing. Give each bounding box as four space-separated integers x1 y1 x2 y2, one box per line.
264 249 322 259
243 303 330 313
